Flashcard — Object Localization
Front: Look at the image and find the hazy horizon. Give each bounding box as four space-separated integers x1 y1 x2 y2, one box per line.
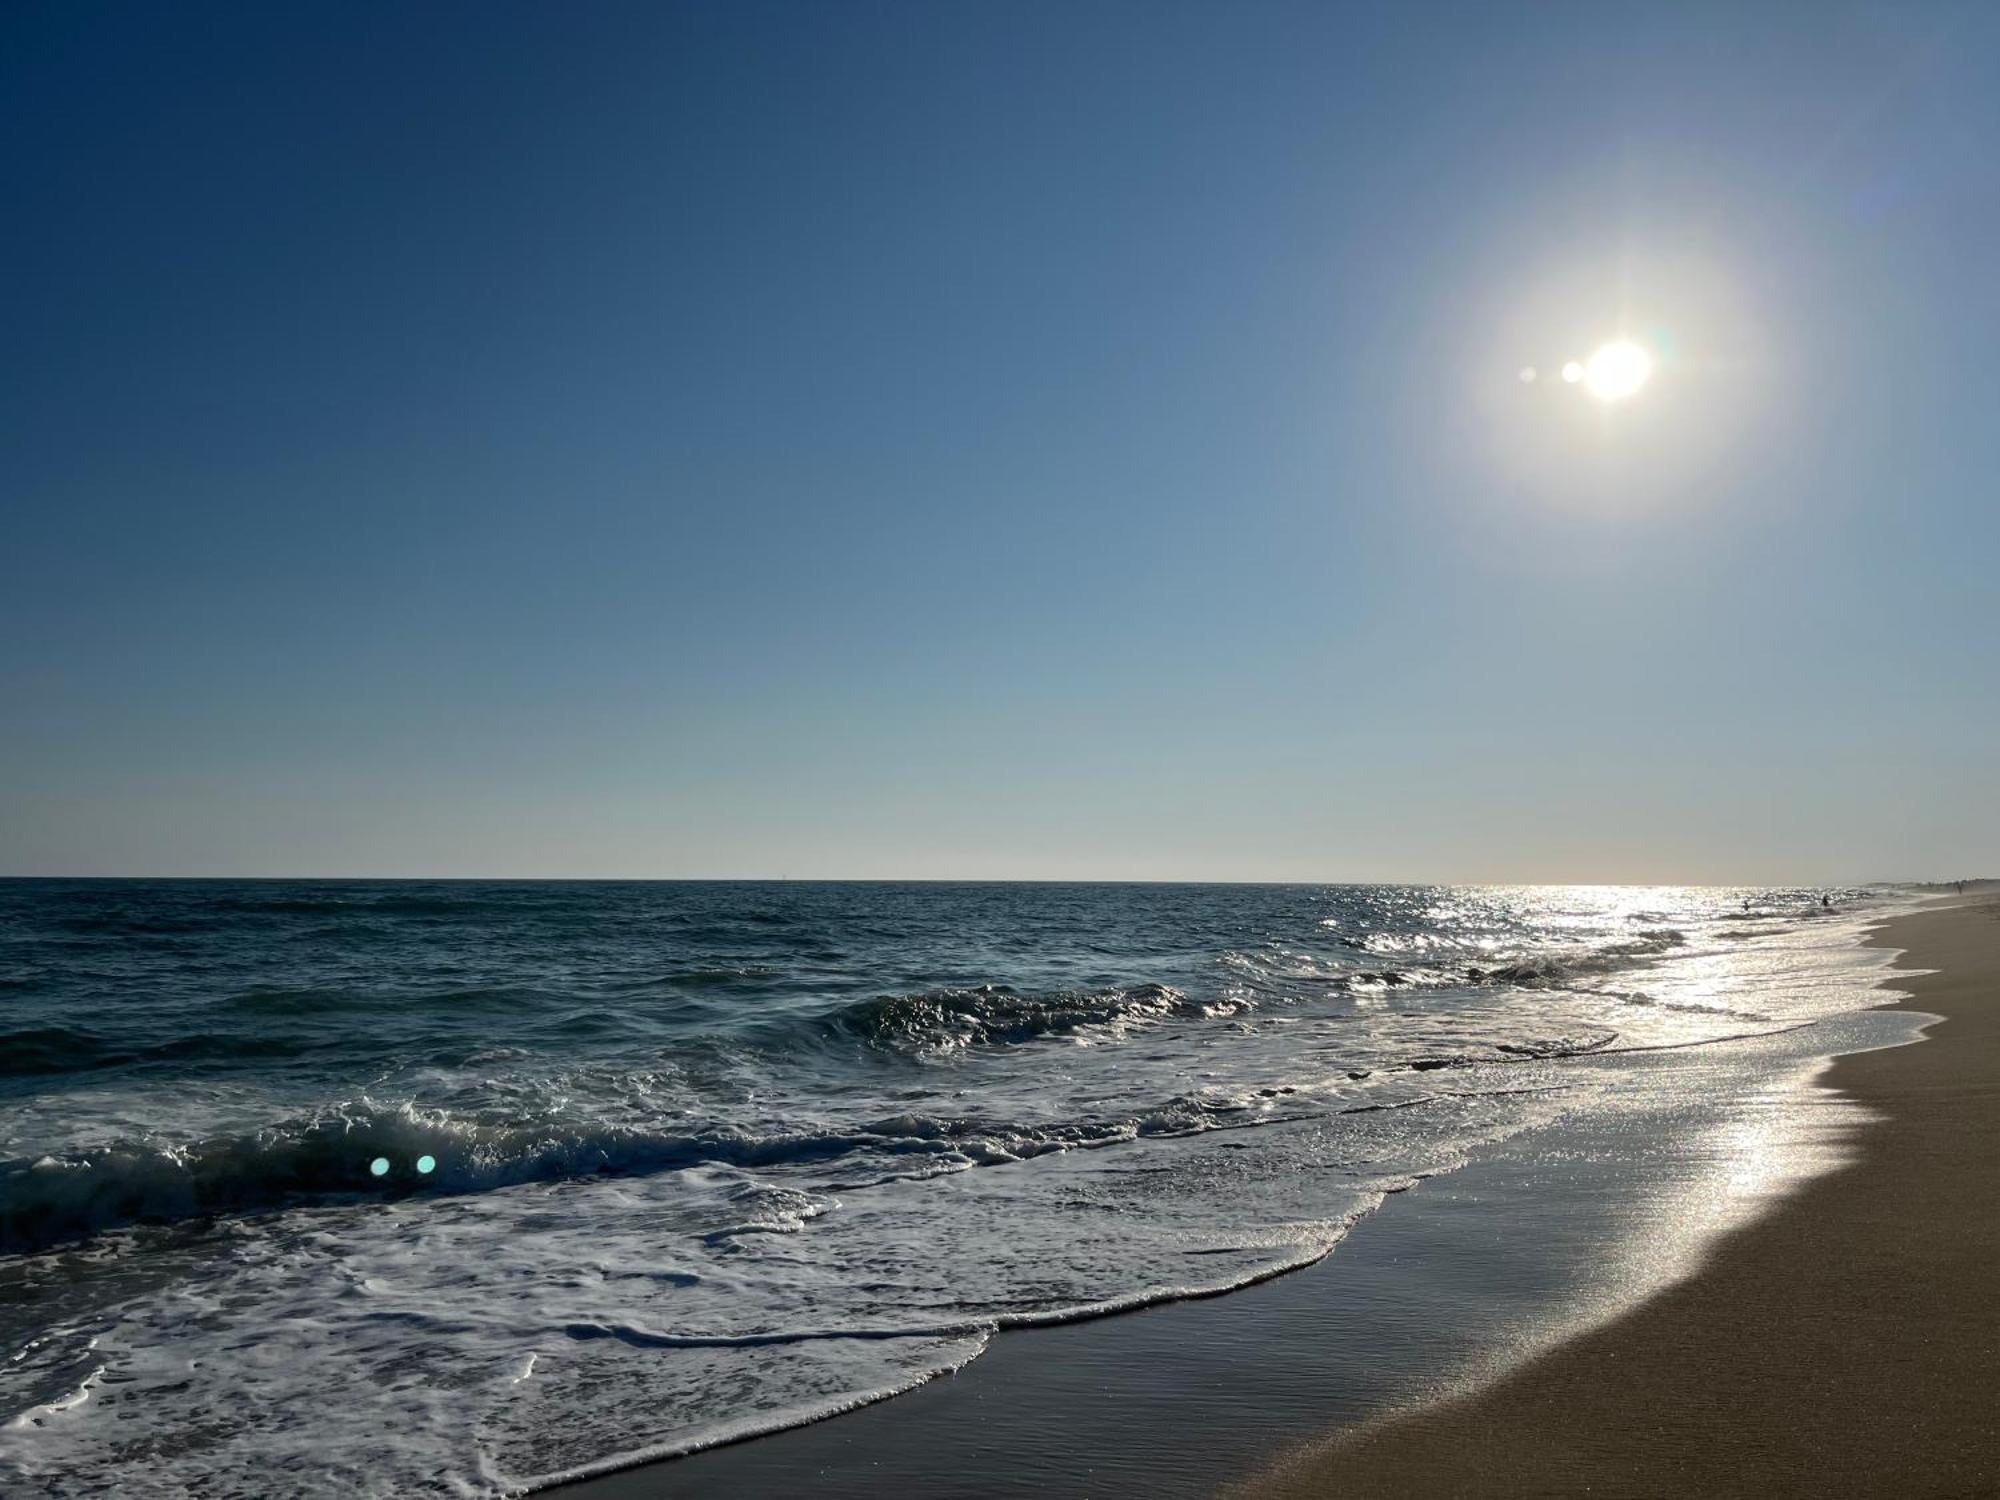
6 2 1998 884
0 871 1975 889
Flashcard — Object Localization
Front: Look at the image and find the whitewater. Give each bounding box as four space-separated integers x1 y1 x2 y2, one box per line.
0 880 1918 1495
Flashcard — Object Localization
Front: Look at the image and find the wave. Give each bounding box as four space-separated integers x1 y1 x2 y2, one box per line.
24 891 621 939
815 982 1231 1051
218 892 597 920
607 966 791 996
1405 1028 1618 1072
0 1026 312 1076
1 996 641 1079
0 1086 1291 1254
1605 988 1769 1021
823 950 1669 1058
44 912 209 938
0 1012 1634 1255
0 1026 121 1075
506 1183 1418 1495
1220 929 1691 1001
217 985 560 1018
0 1110 811 1254
1471 928 1686 988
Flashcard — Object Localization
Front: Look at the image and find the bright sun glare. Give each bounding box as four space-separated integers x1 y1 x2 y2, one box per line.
1561 340 1654 402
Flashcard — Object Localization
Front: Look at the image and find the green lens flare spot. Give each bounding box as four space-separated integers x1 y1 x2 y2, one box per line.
369 1157 390 1177
415 1155 436 1175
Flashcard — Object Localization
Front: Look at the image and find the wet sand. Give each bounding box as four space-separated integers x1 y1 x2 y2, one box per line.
1240 896 1999 1498
548 902 1952 1499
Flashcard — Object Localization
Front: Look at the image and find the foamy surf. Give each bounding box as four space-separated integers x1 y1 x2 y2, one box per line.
0 881 1921 1495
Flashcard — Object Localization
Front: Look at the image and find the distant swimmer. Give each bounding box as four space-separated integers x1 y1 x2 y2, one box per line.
1821 894 1831 908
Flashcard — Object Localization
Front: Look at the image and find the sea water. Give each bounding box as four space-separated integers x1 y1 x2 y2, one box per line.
0 881 1918 1494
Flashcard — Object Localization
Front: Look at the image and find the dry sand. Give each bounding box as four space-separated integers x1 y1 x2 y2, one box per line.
1237 897 2000 1498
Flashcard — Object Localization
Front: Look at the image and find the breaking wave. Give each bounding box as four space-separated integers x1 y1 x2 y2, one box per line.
817 981 1226 1051
0 879 1910 1499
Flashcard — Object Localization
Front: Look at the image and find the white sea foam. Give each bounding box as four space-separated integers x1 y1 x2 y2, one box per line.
0 883 1925 1495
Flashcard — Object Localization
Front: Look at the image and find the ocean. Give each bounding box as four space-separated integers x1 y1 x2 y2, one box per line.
0 880 1916 1495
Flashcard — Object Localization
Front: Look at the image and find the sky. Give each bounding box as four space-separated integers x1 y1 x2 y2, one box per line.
4 1 1997 883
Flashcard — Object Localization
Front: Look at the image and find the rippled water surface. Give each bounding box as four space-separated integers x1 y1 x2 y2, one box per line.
0 880 1911 1494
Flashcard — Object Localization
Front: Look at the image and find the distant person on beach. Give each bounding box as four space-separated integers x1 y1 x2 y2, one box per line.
1822 895 1831 908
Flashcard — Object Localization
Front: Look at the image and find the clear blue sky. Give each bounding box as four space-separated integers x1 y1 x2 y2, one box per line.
4 1 1995 882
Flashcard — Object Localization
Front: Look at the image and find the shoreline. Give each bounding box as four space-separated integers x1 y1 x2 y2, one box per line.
1239 895 1999 1497
546 901 1949 1499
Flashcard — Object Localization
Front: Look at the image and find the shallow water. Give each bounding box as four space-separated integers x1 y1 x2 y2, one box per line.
605 1004 1927 1500
0 881 1915 1494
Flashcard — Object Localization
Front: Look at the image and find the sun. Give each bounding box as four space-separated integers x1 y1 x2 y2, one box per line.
1561 340 1654 402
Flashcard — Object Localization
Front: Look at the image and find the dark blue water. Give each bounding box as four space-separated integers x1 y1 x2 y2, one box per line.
0 879 1902 1495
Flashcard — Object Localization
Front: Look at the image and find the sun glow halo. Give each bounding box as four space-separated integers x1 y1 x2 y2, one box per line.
1579 340 1653 402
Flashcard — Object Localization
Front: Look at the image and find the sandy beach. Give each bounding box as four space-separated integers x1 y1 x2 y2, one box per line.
542 896 1978 1500
12 5 2000 1495
1241 895 1999 1498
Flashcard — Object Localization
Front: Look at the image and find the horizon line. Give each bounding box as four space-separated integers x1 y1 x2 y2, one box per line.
0 873 1963 888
